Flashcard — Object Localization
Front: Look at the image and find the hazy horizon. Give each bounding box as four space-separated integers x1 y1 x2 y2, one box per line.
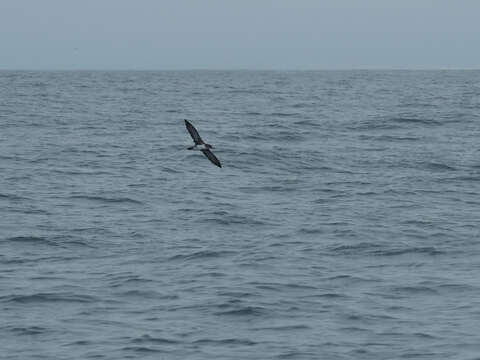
2 0 480 70
2 67 480 71
2 68 480 72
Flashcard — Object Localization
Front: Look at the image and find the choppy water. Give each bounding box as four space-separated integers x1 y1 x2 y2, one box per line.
1 70 480 359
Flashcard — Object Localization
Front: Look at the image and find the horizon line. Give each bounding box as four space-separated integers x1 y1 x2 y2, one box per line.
1 67 480 72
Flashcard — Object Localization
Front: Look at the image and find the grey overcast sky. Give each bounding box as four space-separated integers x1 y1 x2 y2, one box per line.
1 0 479 70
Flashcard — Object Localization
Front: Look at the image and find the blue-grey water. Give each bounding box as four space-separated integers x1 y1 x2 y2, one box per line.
1 70 480 359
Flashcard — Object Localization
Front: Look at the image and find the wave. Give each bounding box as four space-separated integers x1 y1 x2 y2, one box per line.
51 169 113 176
255 324 310 331
193 338 256 346
360 134 420 142
201 214 269 226
169 250 235 261
331 243 443 257
3 292 96 304
372 246 443 257
9 207 51 215
390 117 441 126
8 326 48 335
131 335 179 345
3 236 58 246
121 346 166 353
109 276 154 288
0 193 29 201
293 119 322 127
115 290 161 298
269 112 299 117
69 195 142 204
215 306 267 317
298 227 323 235
355 116 443 130
448 175 480 182
422 162 457 171
390 285 439 295
4 235 95 249
329 242 383 255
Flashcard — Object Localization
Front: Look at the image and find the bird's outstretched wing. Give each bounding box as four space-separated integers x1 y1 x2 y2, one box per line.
202 149 222 168
185 119 204 145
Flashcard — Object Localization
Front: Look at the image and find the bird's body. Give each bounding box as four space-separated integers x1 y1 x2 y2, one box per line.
184 119 222 168
188 144 212 151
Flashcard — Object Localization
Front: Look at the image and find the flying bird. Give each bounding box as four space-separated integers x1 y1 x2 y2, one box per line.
184 119 222 168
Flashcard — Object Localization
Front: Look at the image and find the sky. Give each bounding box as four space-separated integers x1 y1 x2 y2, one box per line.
1 0 479 70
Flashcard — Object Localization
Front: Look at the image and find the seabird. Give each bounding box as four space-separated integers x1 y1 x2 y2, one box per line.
184 119 222 168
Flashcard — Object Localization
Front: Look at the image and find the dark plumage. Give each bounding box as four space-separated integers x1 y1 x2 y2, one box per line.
201 149 222 168
185 119 204 145
184 119 222 168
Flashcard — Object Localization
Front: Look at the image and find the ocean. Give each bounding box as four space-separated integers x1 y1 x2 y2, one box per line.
1 70 479 359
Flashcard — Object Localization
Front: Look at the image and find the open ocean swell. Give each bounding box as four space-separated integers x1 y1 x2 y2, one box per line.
1 70 480 359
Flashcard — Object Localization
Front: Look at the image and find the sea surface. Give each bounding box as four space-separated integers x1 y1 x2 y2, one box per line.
1 70 480 359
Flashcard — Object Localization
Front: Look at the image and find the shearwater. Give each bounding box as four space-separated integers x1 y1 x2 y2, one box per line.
184 119 222 168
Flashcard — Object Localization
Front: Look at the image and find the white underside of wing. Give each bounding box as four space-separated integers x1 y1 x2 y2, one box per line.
191 145 210 151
